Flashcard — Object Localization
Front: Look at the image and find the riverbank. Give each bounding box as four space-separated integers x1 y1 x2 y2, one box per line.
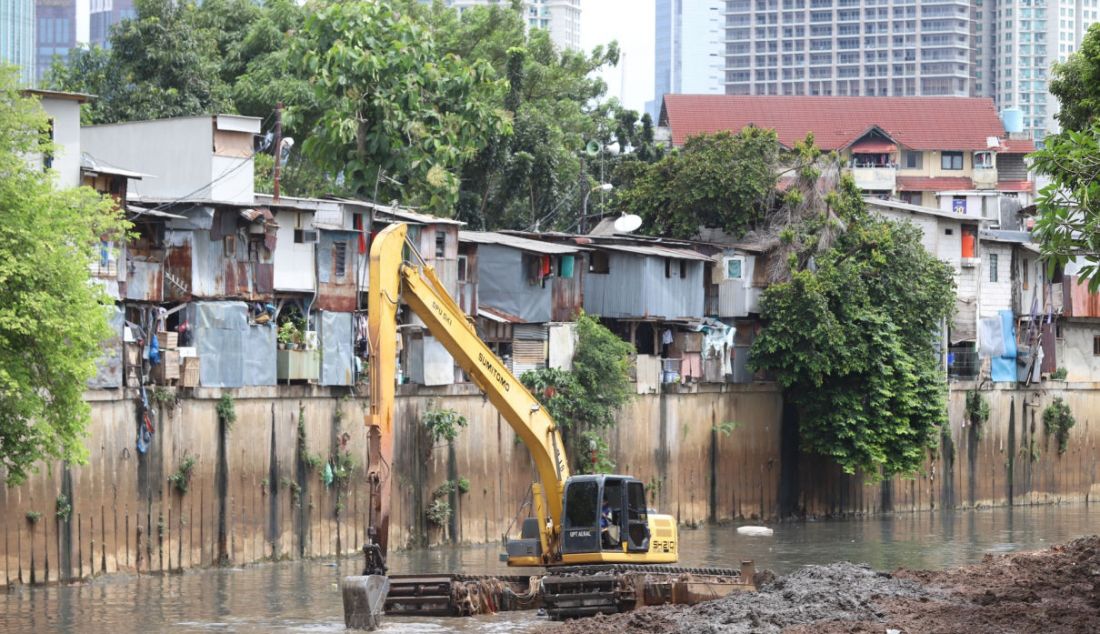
552 535 1100 634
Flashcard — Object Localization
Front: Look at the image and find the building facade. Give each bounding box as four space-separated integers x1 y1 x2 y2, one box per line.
1 0 35 85
35 0 75 83
722 0 973 97
89 0 134 48
660 94 1036 214
978 0 1100 141
651 0 724 118
440 0 581 50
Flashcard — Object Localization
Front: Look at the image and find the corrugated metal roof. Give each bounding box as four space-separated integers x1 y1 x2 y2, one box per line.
479 305 524 323
980 229 1035 244
866 198 994 223
459 230 582 254
592 243 713 261
126 205 187 220
324 197 465 225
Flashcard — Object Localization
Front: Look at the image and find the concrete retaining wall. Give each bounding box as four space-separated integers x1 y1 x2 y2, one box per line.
1 382 1097 587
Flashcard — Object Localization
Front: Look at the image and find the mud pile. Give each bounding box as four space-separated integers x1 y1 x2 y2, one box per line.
552 562 932 634
552 535 1100 634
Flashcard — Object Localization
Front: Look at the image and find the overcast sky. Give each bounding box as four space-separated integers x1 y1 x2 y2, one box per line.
581 0 655 114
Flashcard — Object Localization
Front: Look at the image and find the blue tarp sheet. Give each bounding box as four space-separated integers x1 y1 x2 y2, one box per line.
990 309 1017 382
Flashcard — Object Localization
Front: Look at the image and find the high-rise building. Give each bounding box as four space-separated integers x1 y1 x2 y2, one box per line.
722 0 973 98
651 0 724 118
89 0 135 48
440 0 581 51
35 0 76 82
980 0 1099 141
1 0 36 85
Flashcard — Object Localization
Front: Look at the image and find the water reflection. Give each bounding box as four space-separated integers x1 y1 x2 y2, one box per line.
2 504 1094 633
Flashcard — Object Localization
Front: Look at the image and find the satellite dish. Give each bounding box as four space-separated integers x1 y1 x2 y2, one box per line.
585 140 601 157
613 214 643 233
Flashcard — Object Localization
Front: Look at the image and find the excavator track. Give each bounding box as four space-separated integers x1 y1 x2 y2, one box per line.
384 562 756 621
541 562 756 621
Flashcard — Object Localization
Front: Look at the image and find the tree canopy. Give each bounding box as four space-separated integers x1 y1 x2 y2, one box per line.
47 0 632 225
749 162 956 477
0 67 129 484
1033 23 1100 289
614 128 782 240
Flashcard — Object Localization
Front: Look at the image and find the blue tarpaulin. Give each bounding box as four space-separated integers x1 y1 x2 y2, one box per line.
990 309 1017 382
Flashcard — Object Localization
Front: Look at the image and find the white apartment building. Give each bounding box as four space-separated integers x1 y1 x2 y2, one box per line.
722 0 973 97
442 0 581 50
651 0 725 118
977 0 1100 141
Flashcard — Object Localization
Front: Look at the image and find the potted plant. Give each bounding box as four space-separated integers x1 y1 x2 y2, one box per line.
278 321 298 350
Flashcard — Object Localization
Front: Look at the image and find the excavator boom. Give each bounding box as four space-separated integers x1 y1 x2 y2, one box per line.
365 223 570 559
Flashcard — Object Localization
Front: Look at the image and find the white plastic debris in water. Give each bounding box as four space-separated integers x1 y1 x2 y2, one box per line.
886 629 902 634
736 526 774 536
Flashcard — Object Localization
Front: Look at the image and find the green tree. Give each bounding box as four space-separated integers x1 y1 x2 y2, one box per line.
1032 25 1100 289
521 313 634 473
614 128 782 239
293 1 509 212
0 67 129 484
1048 23 1100 132
749 176 955 477
49 0 231 124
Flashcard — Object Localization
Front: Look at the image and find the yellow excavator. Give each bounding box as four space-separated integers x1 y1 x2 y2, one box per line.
357 223 751 622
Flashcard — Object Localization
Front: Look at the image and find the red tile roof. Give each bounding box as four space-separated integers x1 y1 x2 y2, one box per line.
661 95 1008 151
996 180 1035 192
897 177 975 191
998 138 1036 153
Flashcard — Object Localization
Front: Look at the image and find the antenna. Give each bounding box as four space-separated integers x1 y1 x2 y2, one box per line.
613 214 643 233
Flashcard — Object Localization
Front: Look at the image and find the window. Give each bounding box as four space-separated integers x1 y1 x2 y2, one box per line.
435 231 446 258
333 241 348 278
589 251 610 274
725 257 744 280
1094 335 1100 356
665 259 673 278
457 255 468 281
903 150 923 169
1023 257 1030 290
941 151 964 170
679 260 687 279
989 252 999 282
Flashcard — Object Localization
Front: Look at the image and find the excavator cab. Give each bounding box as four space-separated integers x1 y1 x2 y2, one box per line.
562 475 651 556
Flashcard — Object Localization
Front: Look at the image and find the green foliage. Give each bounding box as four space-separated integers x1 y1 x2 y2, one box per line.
964 390 991 440
330 451 355 486
152 387 177 410
615 129 782 239
456 477 471 494
0 68 129 485
1042 397 1076 455
715 420 740 437
56 493 72 522
167 455 197 494
421 408 469 445
1048 23 1100 132
294 1 510 212
433 480 456 498
281 477 302 508
1051 367 1068 380
426 498 452 526
216 394 237 431
26 511 42 525
578 431 615 475
48 0 232 123
750 190 956 477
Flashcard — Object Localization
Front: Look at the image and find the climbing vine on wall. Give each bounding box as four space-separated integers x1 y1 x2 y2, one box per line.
964 390 991 440
1042 397 1076 455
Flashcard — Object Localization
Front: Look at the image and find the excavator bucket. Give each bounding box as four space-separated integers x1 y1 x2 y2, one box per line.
342 575 391 630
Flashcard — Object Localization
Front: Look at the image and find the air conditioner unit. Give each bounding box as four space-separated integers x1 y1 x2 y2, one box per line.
294 229 319 244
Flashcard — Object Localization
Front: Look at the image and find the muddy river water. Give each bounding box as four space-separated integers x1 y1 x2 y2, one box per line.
3 504 1096 633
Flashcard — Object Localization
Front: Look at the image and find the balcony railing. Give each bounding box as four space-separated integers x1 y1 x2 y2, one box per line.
972 166 998 189
849 165 898 191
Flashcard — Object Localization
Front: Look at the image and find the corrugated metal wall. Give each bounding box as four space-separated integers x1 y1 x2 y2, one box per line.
477 245 551 322
584 252 705 319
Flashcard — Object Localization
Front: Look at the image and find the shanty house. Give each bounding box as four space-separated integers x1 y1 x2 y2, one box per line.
583 241 707 321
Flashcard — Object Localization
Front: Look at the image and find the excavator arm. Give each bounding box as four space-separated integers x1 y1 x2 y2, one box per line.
365 223 571 562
